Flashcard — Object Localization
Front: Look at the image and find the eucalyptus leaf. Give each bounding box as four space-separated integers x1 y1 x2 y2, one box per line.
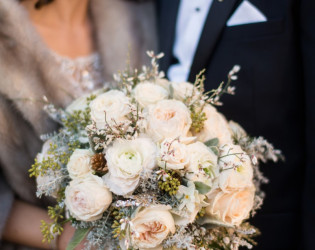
210 146 219 156
197 215 234 228
66 228 90 250
204 138 219 147
194 181 211 194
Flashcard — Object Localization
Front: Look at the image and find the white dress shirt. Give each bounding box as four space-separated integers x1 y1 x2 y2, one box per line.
168 0 213 82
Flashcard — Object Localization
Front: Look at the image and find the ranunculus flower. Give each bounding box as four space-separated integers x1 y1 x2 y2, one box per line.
205 186 255 226
103 137 157 196
185 142 218 186
130 205 175 249
145 100 192 142
89 90 131 130
65 174 112 221
195 104 233 145
133 82 169 108
67 149 93 179
157 137 191 170
218 144 253 191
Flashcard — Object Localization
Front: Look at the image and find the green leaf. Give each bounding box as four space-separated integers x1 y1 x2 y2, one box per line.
204 138 219 147
194 181 211 194
210 146 219 156
197 215 233 228
66 228 90 250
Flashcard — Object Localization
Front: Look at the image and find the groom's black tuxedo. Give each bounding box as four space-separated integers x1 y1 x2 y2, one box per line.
157 0 315 249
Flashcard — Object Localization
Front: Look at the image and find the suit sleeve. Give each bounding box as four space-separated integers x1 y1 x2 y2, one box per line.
300 0 315 248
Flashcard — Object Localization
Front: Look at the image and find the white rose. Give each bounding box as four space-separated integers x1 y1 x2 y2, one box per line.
218 144 253 191
195 104 233 145
205 186 255 226
67 149 93 179
157 138 190 170
133 82 169 108
171 81 198 101
156 78 171 90
65 174 112 221
89 90 131 130
130 205 175 249
66 94 89 113
145 100 192 142
185 142 218 186
66 89 106 113
103 137 157 196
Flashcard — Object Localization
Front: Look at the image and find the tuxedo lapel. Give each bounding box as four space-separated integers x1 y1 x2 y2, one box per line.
158 0 180 73
188 0 240 82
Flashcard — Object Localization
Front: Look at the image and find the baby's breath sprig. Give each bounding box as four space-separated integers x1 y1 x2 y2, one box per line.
207 65 240 106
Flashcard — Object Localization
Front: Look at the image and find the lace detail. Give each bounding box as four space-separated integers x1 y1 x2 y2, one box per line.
51 51 105 98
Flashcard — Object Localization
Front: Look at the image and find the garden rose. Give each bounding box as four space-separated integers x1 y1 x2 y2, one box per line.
171 81 198 101
145 100 192 142
89 90 131 129
157 138 190 170
133 82 169 108
65 174 112 221
130 205 175 249
103 137 157 196
195 104 233 145
218 144 253 191
205 186 255 226
67 149 93 179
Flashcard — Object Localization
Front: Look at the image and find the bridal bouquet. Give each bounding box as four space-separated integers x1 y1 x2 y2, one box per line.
30 52 282 250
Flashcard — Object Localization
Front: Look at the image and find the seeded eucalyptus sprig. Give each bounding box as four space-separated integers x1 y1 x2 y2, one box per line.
158 170 181 196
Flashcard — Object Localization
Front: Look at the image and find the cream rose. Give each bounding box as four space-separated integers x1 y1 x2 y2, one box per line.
66 89 106 113
67 149 93 179
195 104 233 145
218 144 253 191
185 142 218 186
65 174 112 221
89 90 131 129
171 81 198 101
157 138 191 170
133 82 169 108
205 186 255 226
130 205 175 249
103 137 157 196
145 100 192 142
